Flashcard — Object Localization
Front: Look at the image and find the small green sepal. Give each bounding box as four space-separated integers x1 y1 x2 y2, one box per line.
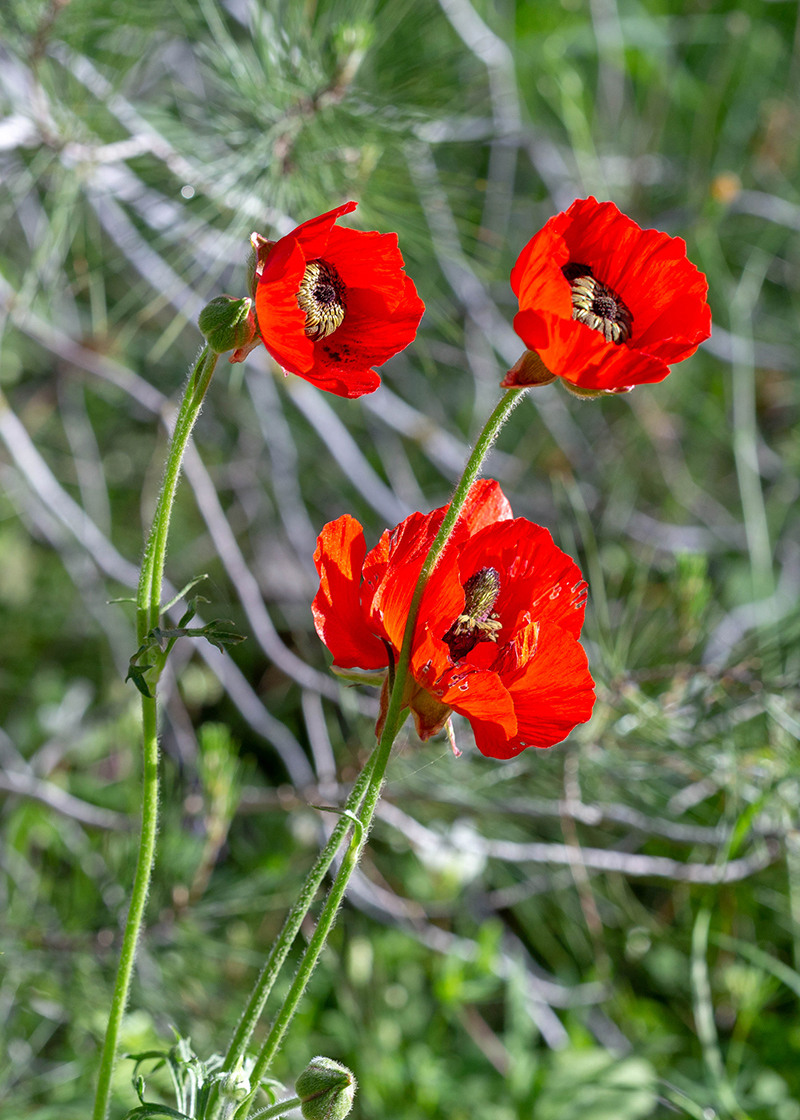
330 664 388 687
560 381 634 399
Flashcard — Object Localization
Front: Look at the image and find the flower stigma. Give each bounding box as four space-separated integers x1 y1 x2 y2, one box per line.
444 566 502 661
562 262 632 345
297 260 346 340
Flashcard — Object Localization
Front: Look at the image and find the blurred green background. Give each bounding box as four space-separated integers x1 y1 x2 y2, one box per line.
1 0 799 1117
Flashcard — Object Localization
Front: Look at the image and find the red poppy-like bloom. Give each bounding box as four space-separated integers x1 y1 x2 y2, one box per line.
239 201 424 399
312 481 595 759
504 197 711 394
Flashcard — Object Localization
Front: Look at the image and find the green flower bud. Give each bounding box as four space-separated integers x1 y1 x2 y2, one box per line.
198 295 256 354
215 1061 252 1120
295 1056 356 1120
218 1064 251 1103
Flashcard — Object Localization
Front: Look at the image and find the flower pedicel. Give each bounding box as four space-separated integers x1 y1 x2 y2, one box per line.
313 480 595 759
233 201 425 399
504 196 712 396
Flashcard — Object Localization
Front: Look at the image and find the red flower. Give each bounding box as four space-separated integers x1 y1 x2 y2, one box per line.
241 201 424 399
312 481 595 759
504 197 711 394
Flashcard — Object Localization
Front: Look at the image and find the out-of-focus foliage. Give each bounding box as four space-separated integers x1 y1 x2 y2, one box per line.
0 0 799 1118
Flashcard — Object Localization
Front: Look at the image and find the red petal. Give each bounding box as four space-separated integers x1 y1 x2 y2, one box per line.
510 217 572 319
255 238 315 375
511 197 711 390
467 624 593 759
288 200 358 261
323 226 415 309
558 199 710 344
490 620 540 676
360 513 433 646
456 479 513 534
410 624 459 690
312 515 388 670
374 547 463 656
455 519 588 640
634 294 712 361
309 276 424 384
514 310 670 390
293 364 382 399
507 622 595 751
434 665 518 739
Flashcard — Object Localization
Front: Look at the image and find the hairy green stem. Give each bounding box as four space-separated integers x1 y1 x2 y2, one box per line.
248 1097 301 1120
138 347 219 640
93 346 219 1120
221 754 377 1076
237 386 527 1116
241 718 400 1108
395 387 526 659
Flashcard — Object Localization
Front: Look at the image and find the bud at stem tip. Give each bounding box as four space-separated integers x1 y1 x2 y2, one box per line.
295 1056 357 1120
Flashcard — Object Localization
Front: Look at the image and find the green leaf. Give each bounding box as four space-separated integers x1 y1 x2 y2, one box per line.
125 662 154 699
134 1074 147 1105
162 575 209 616
125 612 246 693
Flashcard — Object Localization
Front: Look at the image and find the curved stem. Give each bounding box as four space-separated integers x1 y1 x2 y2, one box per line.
248 1097 301 1120
394 387 526 676
221 753 377 1076
238 387 527 1116
93 346 219 1120
138 347 219 640
241 719 400 1107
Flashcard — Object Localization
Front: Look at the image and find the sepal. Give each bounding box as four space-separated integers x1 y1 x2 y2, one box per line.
560 381 633 399
500 349 557 388
330 664 388 687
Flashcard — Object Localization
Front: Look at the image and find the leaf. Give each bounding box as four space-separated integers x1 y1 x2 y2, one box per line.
125 662 154 699
134 1074 147 1105
125 612 246 693
162 575 210 616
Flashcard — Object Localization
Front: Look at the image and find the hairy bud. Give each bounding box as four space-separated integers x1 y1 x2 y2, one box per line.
218 1065 251 1103
295 1056 356 1120
198 296 256 354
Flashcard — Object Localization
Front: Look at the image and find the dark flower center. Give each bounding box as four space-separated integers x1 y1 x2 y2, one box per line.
443 566 502 661
562 262 633 345
297 260 346 340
